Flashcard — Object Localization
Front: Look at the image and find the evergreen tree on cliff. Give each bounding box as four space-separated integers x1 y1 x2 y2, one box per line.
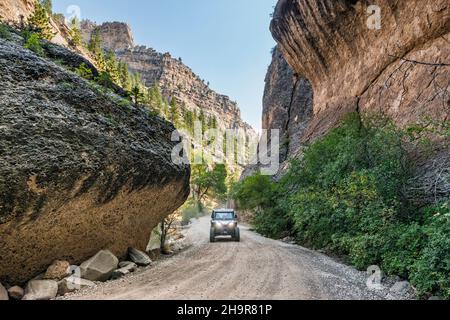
28 0 54 40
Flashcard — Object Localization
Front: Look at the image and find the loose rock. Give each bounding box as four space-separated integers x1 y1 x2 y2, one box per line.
57 276 95 296
44 260 71 280
7 286 24 300
23 280 58 300
0 283 8 300
118 261 136 269
80 250 119 282
128 247 152 266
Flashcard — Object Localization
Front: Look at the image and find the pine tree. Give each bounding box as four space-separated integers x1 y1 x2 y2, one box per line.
28 0 54 40
68 17 82 47
199 110 207 132
169 98 180 127
131 85 143 105
104 50 120 84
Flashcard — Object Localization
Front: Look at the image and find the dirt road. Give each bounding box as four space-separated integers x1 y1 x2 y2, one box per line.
64 216 407 300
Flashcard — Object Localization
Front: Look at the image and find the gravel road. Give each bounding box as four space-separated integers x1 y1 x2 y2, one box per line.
63 216 411 300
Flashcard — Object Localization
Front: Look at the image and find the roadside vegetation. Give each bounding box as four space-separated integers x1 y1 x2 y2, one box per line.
233 113 450 299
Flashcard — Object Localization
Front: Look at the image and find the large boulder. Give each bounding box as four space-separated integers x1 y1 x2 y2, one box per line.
23 280 58 300
128 247 152 266
0 38 191 284
0 282 8 300
80 250 119 282
57 276 95 296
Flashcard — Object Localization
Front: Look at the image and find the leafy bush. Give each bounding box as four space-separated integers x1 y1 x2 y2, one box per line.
75 63 93 80
234 113 450 298
410 201 450 298
24 32 45 56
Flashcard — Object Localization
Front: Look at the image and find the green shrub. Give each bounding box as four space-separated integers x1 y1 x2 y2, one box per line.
24 32 44 56
95 71 114 89
180 200 206 226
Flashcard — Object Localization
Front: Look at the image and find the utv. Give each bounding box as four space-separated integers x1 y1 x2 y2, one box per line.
210 209 240 242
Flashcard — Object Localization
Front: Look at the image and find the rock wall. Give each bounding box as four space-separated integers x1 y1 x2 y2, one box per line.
270 0 450 141
0 36 190 284
267 0 449 200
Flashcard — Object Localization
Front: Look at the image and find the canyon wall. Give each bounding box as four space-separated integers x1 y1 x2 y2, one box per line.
0 33 190 284
263 46 313 164
0 0 33 23
81 21 255 134
270 0 449 140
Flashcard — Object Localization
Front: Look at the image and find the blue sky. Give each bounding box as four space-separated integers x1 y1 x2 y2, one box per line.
53 0 278 130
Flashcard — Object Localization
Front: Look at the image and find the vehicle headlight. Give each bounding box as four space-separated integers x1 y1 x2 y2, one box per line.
228 222 236 228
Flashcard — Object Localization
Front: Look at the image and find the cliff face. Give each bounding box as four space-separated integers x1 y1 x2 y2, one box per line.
0 0 33 23
0 36 190 284
81 22 255 134
270 0 450 140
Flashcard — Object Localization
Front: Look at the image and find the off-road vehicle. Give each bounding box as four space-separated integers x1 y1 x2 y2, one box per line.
210 209 240 242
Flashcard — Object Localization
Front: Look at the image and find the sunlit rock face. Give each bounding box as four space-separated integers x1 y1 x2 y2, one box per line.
81 21 256 136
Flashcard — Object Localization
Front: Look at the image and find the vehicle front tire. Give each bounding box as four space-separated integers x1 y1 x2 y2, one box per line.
210 228 216 243
234 228 240 242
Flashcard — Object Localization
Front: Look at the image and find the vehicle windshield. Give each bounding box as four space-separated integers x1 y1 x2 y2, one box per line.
214 212 234 220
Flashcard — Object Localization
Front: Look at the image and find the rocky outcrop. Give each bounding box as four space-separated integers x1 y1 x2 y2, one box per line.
80 21 135 51
263 46 313 164
270 0 449 140
0 37 190 284
81 22 255 135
